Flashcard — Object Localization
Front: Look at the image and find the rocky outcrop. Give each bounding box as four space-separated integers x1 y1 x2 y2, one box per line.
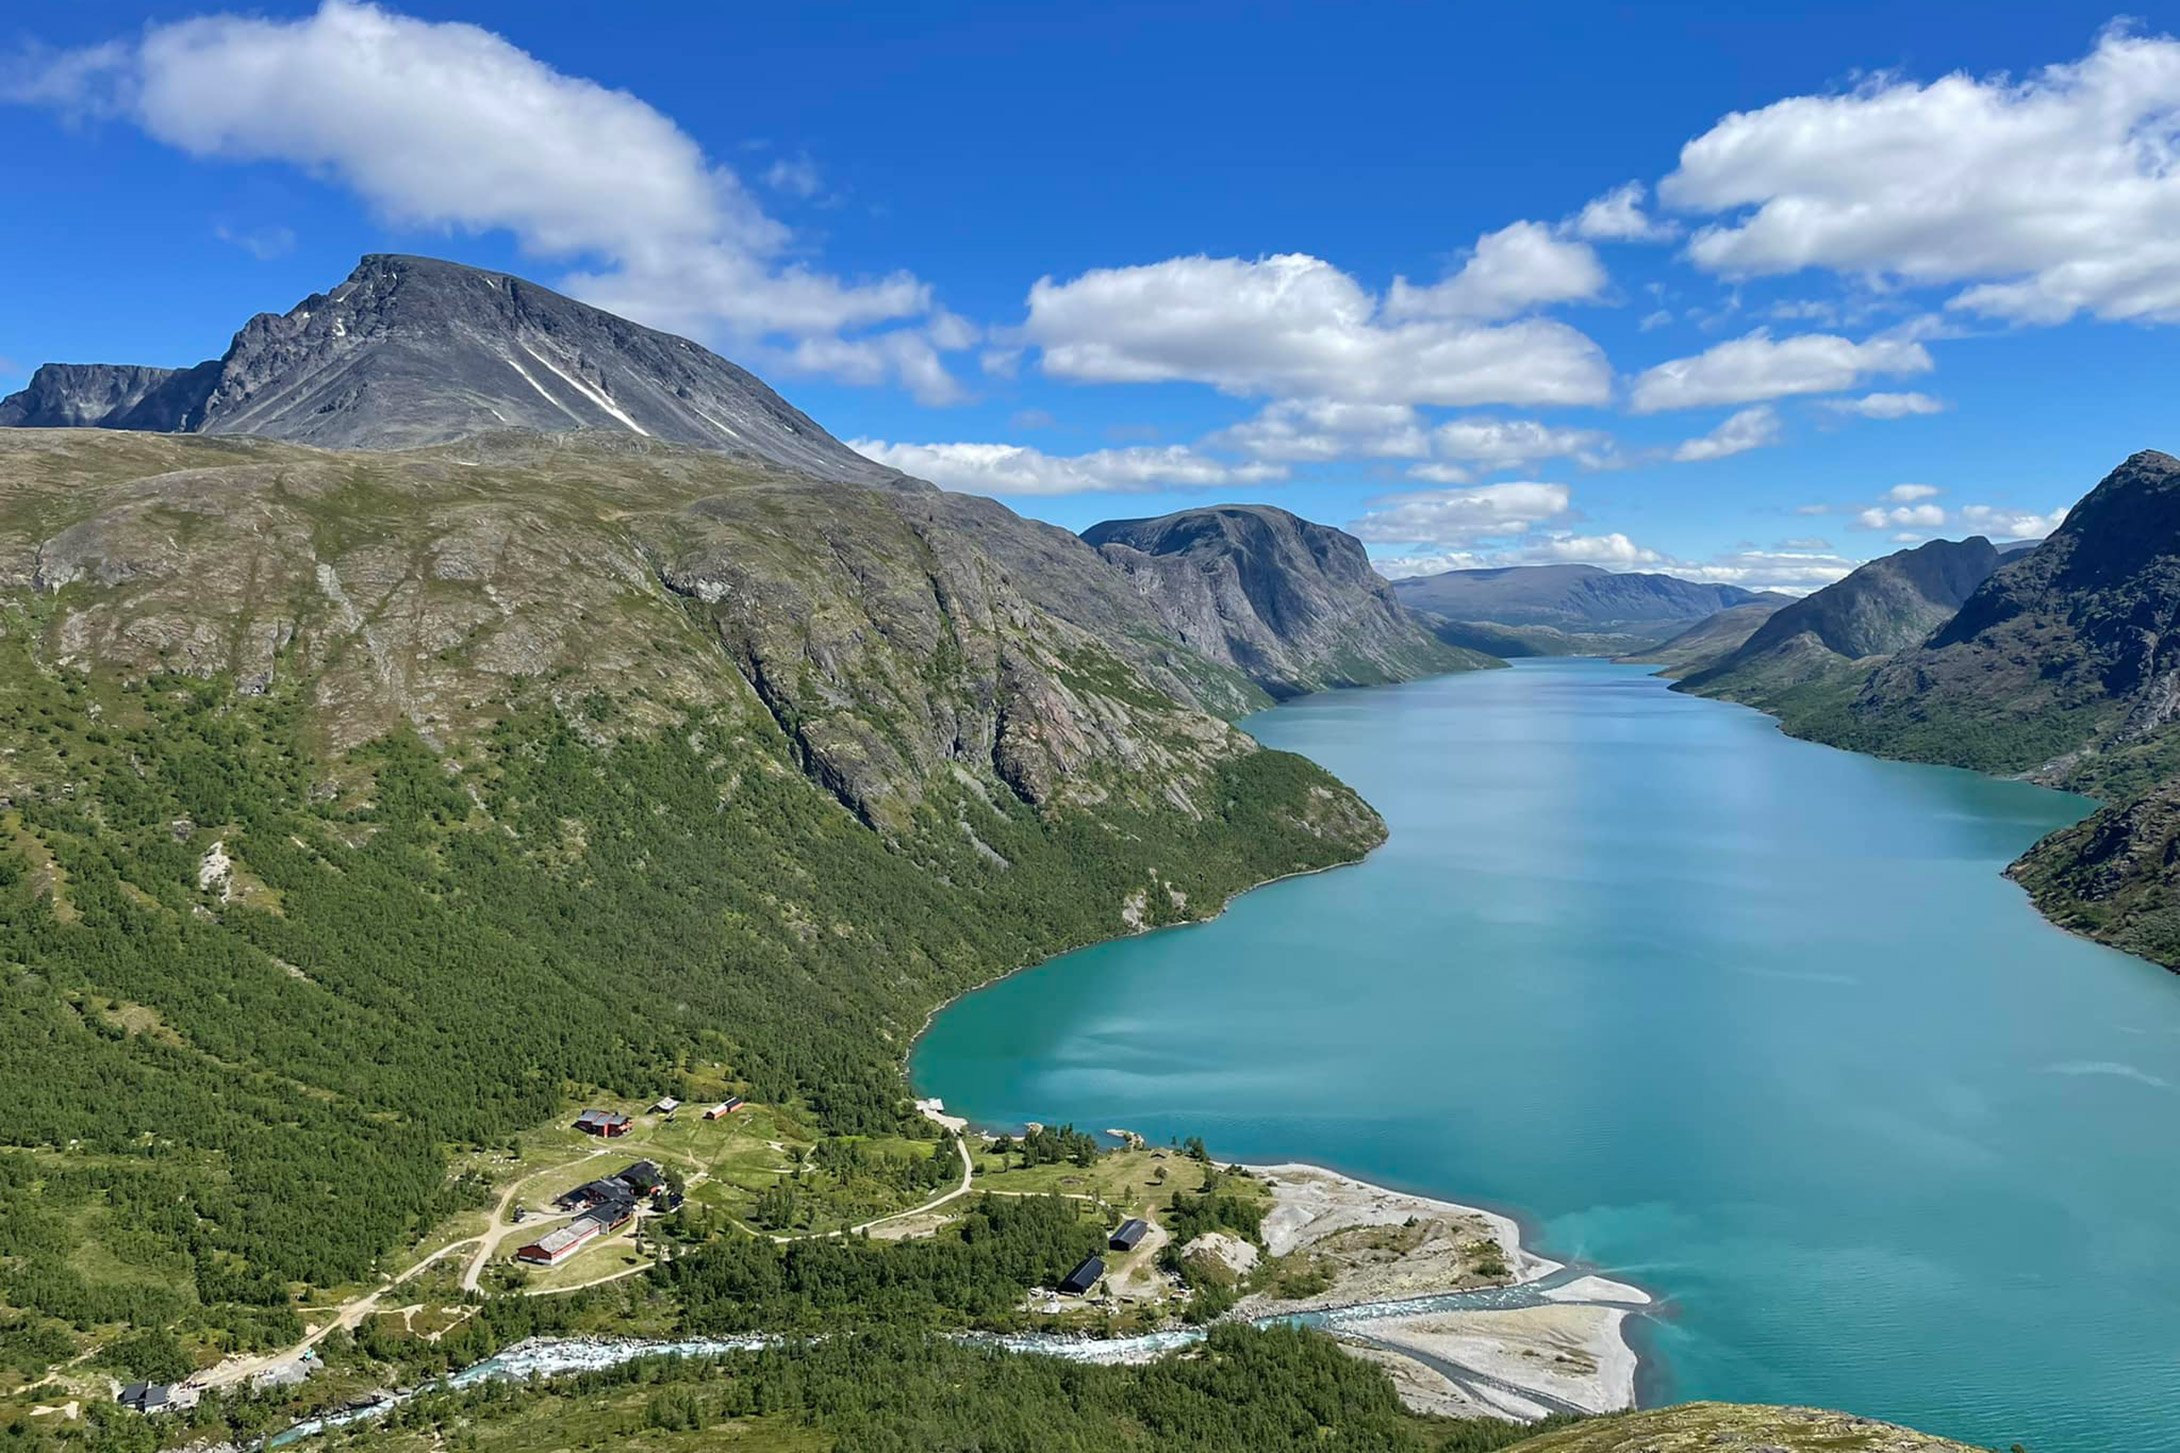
1083 505 1492 698
2 254 898 484
2011 773 2180 967
1502 1402 1979 1452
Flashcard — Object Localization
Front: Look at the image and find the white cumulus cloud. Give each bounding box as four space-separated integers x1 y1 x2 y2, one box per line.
1213 399 1431 461
847 439 1286 497
1345 482 1574 546
1432 416 1617 471
1629 327 1933 412
1661 27 2180 325
1568 181 1678 242
5 1 966 398
1385 221 1607 320
1958 503 2068 538
1672 405 1781 462
1855 502 1948 530
1823 391 1947 418
1023 253 1612 407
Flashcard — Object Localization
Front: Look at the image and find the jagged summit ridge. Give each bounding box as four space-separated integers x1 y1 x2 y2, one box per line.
0 254 898 485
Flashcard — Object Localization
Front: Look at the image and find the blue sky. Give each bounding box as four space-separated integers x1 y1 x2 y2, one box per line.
4 1 2177 591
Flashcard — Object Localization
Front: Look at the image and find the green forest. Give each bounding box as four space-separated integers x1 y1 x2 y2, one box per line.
321 1325 1583 1453
0 609 1371 1374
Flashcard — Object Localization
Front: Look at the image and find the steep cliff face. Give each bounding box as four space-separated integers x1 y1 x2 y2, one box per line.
1 254 898 483
0 363 184 428
1083 505 1493 698
1677 537 2005 706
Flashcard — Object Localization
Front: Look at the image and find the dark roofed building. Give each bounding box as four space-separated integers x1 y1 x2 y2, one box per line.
1058 1255 1105 1296
586 1197 637 1233
574 1109 632 1137
1108 1218 1150 1251
614 1160 664 1193
118 1383 171 1414
555 1178 637 1214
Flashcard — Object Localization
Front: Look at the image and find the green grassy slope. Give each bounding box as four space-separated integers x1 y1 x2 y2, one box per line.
0 431 1380 1374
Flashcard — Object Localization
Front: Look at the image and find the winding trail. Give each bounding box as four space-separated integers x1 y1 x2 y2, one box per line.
197 1129 975 1389
191 1239 476 1393
460 1147 616 1292
765 1131 975 1243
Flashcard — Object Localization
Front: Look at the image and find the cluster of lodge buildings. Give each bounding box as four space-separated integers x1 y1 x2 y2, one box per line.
580 1095 744 1134
516 1161 669 1267
1052 1221 1151 1300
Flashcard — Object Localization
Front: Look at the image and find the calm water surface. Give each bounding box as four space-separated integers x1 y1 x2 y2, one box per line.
912 659 2180 1452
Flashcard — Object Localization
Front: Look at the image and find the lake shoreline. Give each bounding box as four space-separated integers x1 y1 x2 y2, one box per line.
1236 1161 1646 1419
900 679 1651 1425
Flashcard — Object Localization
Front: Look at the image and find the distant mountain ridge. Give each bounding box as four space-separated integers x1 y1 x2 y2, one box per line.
1391 562 1781 630
0 362 188 430
1083 505 1495 698
1849 450 2180 789
1387 561 1787 656
1678 536 2007 703
0 254 896 484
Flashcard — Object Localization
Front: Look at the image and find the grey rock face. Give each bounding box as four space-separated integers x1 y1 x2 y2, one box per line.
0 364 182 428
1083 504 1484 698
2 255 898 485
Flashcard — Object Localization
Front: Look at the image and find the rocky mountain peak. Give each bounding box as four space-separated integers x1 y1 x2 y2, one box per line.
2 253 900 485
1083 503 1489 698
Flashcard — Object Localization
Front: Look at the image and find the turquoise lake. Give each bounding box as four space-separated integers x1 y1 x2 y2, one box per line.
911 658 2180 1452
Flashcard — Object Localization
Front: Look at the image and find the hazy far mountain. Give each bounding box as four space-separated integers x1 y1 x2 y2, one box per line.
1389 562 1788 656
